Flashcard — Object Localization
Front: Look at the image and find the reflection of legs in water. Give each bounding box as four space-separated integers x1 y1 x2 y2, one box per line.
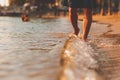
82 8 92 41
69 8 80 36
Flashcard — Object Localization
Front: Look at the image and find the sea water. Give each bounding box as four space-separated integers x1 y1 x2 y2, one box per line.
0 17 110 80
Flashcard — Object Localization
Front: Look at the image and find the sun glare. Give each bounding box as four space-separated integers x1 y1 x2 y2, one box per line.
0 0 9 6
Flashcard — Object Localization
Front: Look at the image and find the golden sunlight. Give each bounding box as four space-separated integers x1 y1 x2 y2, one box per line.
0 0 9 6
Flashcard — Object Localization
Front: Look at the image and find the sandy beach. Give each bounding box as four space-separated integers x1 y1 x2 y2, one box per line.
40 14 120 80
88 15 120 80
58 14 120 80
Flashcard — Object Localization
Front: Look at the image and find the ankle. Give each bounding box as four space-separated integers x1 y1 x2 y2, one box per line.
82 35 87 42
75 29 80 35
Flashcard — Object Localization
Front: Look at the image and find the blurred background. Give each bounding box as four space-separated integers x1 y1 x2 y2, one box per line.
0 0 120 17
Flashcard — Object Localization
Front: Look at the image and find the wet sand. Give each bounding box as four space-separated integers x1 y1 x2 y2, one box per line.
88 15 120 80
58 14 120 80
31 13 120 80
58 37 105 80
33 15 120 80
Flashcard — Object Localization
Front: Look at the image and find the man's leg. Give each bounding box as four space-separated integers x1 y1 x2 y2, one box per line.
69 8 80 35
82 8 92 41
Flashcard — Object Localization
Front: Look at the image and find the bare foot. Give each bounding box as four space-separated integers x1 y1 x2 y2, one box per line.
78 33 82 39
82 35 87 42
68 32 77 38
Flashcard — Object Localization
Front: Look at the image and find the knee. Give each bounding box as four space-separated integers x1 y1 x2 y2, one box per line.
83 9 92 22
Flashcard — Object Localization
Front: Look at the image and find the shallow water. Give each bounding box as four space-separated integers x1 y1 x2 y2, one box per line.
59 38 106 80
0 17 109 80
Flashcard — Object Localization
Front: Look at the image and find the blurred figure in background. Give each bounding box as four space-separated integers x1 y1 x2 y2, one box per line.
21 14 29 22
54 2 59 16
23 0 31 14
22 0 31 22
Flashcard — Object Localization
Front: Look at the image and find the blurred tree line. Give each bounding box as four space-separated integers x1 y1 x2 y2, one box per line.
9 0 57 16
9 0 120 16
9 0 56 6
93 0 120 15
